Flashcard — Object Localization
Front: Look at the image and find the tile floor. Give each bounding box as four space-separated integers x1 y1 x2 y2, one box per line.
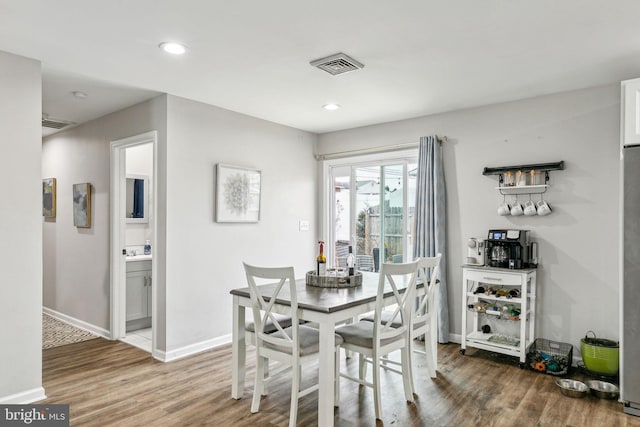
120 328 152 353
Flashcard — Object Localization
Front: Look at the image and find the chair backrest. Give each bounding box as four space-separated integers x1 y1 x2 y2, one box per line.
414 254 442 325
356 254 374 272
373 248 380 272
335 240 350 268
373 260 419 343
243 262 299 353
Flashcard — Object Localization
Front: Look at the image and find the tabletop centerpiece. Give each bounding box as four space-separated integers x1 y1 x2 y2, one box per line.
305 270 363 288
306 241 362 288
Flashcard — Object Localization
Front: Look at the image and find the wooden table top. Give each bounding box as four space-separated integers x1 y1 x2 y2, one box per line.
230 272 422 314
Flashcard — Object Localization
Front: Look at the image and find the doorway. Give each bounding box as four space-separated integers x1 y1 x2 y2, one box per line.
110 131 157 355
324 153 418 269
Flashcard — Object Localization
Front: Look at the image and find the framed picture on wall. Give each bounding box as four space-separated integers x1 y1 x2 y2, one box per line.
215 164 261 223
43 177 56 218
73 183 92 228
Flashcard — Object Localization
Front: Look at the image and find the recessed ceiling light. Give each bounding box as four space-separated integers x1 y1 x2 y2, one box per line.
323 103 341 111
72 91 87 99
159 42 187 55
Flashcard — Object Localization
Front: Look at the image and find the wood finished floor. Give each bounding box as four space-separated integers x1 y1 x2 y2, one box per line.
41 338 640 426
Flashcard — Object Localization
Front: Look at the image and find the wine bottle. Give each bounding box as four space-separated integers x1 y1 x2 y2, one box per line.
346 246 355 276
316 240 327 276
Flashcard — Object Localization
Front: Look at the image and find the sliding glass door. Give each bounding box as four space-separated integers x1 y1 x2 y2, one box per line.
329 158 417 271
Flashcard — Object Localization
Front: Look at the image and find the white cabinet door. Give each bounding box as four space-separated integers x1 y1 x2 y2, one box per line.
146 274 152 316
126 270 149 321
623 78 640 146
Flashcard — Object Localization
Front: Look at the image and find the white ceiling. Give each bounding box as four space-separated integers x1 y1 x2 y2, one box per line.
41 68 159 136
2 1 640 135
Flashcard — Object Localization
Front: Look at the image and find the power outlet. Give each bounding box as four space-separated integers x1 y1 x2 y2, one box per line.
299 220 309 231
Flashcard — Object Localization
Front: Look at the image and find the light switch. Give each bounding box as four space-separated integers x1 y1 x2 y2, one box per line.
299 220 309 231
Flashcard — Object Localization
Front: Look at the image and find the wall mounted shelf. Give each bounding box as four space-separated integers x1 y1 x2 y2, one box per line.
482 161 564 176
484 161 564 197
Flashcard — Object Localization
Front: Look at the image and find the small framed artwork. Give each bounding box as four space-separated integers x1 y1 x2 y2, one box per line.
73 183 92 228
43 178 56 218
216 164 261 223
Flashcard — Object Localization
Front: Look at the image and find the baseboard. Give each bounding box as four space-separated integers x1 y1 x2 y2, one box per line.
448 333 462 344
43 307 111 339
154 334 232 362
0 387 46 404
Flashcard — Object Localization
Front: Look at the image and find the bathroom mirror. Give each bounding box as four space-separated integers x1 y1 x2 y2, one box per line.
126 174 149 223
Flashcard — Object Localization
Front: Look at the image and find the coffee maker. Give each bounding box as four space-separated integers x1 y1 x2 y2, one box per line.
485 229 532 269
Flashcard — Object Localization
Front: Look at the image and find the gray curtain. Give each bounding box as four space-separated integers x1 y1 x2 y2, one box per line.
413 135 448 343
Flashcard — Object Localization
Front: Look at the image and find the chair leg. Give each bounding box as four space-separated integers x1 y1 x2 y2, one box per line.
431 328 438 375
425 335 436 379
407 340 417 396
334 347 340 406
262 356 270 395
289 363 300 427
344 317 355 359
381 354 389 368
251 354 264 413
431 314 439 374
358 353 367 381
401 346 414 402
372 354 382 420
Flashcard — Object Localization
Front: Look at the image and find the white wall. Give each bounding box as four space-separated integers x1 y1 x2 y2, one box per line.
42 93 318 358
42 96 167 331
317 84 621 353
0 51 44 402
164 95 317 353
125 143 153 246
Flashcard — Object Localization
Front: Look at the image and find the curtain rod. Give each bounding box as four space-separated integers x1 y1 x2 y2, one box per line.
314 135 447 161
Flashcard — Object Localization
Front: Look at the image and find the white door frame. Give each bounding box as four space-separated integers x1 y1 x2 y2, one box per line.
110 131 158 348
321 149 418 263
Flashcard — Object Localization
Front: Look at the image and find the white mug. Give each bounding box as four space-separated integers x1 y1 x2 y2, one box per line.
537 200 552 216
510 202 524 216
523 200 537 216
497 201 511 216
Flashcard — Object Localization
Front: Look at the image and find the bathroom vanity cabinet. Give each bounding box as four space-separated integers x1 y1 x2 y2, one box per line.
126 259 152 330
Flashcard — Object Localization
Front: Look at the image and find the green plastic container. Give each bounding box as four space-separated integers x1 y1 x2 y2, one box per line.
580 331 619 376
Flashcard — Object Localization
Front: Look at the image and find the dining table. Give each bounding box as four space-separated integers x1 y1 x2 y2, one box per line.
230 271 423 427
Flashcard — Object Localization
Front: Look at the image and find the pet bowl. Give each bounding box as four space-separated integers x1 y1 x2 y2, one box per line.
556 379 589 398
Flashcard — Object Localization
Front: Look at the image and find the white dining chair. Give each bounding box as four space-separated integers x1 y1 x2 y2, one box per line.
245 313 294 345
360 254 442 384
410 255 441 380
242 262 343 427
334 260 419 421
244 313 294 393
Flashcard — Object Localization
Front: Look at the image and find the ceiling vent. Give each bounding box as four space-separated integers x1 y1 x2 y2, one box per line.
310 52 364 76
41 115 75 130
